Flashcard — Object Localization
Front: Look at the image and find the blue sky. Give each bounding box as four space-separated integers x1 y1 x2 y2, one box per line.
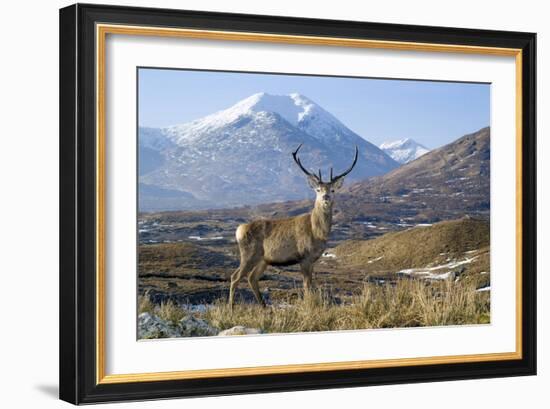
138 68 490 149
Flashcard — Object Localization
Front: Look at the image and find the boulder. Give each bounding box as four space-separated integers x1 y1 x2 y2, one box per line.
138 312 182 339
217 326 263 336
180 316 218 337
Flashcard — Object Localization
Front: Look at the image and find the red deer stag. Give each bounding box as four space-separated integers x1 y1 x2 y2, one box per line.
229 144 358 308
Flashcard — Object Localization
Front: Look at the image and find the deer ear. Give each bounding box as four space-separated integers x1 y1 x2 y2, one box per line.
332 177 345 190
307 175 320 189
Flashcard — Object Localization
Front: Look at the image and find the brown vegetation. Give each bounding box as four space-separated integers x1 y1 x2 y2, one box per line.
334 218 489 270
200 279 490 334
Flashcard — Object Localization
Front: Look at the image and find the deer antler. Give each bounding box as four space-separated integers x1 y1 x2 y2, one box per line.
292 144 322 182
330 146 359 183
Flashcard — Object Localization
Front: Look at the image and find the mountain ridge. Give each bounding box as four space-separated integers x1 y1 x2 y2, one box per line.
139 92 398 211
338 126 490 222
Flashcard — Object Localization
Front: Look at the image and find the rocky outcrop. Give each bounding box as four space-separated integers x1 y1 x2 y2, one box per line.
138 313 178 339
180 315 218 336
138 312 218 339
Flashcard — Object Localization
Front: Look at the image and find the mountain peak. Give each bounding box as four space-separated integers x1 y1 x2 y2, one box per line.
242 92 307 126
163 92 345 145
233 92 326 127
379 138 429 164
380 138 415 149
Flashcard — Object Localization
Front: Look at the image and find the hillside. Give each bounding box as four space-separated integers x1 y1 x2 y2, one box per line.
350 127 489 196
335 127 490 223
333 218 489 271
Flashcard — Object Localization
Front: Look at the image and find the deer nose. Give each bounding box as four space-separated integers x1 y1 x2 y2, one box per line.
323 194 330 201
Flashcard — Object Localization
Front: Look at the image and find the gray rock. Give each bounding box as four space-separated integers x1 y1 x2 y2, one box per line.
217 326 263 336
138 312 218 339
179 316 218 337
138 312 182 339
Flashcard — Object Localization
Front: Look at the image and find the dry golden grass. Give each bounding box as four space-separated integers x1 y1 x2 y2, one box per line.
334 218 489 271
156 299 186 324
138 291 155 315
200 279 490 334
138 294 186 325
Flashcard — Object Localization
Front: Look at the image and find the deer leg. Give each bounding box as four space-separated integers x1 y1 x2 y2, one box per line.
248 261 268 307
300 262 314 294
228 267 241 310
229 257 258 309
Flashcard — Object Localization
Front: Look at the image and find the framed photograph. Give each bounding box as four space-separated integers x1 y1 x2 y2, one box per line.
59 3 536 404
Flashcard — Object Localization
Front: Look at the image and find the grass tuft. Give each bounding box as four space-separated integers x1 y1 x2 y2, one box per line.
138 293 186 325
138 291 155 315
156 299 186 324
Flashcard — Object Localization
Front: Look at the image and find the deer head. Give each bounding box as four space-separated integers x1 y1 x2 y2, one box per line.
292 144 359 209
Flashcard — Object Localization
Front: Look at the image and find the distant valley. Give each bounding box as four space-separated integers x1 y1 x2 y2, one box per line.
139 127 490 247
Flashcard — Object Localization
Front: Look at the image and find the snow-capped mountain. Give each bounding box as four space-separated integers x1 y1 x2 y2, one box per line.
139 92 398 211
379 138 430 164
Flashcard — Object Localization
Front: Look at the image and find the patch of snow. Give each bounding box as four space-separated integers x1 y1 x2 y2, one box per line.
188 235 224 241
476 286 491 292
218 326 263 336
429 271 454 280
397 257 477 280
399 269 454 281
435 257 478 270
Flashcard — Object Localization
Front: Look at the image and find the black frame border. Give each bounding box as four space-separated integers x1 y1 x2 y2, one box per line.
59 3 536 404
